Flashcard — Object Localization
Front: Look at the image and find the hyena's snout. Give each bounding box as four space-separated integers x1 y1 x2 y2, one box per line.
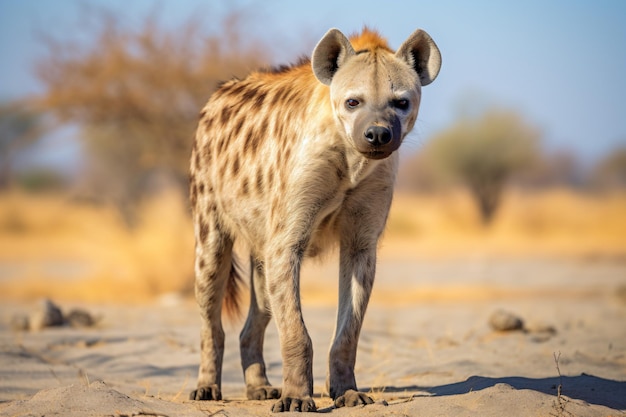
358 116 402 160
364 125 392 146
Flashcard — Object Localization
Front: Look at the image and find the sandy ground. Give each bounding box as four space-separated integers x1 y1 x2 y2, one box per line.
1 257 625 416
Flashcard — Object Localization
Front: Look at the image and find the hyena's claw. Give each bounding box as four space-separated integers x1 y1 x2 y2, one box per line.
247 385 282 400
271 396 317 413
334 389 374 408
189 385 222 401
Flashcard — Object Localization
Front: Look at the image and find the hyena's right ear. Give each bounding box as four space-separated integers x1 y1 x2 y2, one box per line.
312 28 356 85
396 29 442 86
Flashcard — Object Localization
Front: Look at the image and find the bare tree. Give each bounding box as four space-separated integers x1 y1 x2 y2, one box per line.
422 110 540 224
34 7 275 222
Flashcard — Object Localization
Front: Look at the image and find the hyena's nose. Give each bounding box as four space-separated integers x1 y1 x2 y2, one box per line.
364 126 392 146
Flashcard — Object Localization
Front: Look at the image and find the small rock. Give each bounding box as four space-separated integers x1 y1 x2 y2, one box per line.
66 309 97 328
489 309 524 332
30 299 64 331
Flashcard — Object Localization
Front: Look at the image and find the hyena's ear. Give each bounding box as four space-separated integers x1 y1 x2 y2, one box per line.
396 29 442 86
312 28 356 85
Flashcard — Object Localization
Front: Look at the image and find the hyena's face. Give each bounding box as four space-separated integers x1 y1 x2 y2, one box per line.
329 54 421 160
312 29 441 160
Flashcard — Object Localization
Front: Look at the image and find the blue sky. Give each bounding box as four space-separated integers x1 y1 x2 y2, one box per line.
1 0 625 165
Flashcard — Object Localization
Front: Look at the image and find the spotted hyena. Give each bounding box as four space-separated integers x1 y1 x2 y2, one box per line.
188 27 441 412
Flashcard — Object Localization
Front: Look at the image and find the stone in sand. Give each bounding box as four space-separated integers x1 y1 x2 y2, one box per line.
489 309 524 332
29 299 64 331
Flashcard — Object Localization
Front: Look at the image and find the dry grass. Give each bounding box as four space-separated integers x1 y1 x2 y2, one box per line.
1 188 625 303
383 189 626 260
0 189 194 303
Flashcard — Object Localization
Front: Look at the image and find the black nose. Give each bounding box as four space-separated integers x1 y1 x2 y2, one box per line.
364 126 392 146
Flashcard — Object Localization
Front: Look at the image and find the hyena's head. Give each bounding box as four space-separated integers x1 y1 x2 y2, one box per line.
312 28 441 160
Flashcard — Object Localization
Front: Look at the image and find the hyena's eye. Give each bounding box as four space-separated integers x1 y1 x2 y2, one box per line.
345 99 360 109
393 99 410 111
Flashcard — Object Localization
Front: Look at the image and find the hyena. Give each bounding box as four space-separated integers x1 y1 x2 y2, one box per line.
189 27 441 412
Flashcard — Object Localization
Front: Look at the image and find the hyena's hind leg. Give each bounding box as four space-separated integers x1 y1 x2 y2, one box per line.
189 212 234 401
240 257 281 400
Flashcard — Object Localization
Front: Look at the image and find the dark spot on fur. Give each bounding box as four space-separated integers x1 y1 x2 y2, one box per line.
256 119 268 146
255 168 264 193
242 178 249 195
243 127 256 154
270 87 289 107
283 89 300 109
229 83 248 97
232 156 240 176
203 142 212 161
232 116 246 139
241 87 267 109
241 87 257 103
216 81 233 95
220 106 233 126
218 136 228 154
198 183 205 194
194 150 201 170
190 182 198 206
254 90 267 108
199 221 209 243
199 258 205 269
220 155 230 176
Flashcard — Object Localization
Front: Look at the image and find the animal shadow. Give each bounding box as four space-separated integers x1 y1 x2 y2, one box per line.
367 374 626 410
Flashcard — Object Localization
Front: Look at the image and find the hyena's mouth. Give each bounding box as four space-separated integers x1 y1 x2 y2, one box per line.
363 150 392 160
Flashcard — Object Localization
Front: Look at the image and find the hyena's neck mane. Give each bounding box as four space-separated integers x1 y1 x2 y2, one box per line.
349 27 392 53
254 28 392 79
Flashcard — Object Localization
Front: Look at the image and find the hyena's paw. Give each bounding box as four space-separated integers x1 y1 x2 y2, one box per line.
334 389 374 408
189 384 222 401
271 396 317 413
247 385 282 400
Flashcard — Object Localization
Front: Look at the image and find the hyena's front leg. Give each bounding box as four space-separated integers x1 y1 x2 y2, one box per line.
239 257 281 400
266 247 316 413
327 241 377 408
327 178 393 408
189 216 234 401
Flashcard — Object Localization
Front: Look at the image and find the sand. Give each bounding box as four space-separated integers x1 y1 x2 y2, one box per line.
1 257 625 416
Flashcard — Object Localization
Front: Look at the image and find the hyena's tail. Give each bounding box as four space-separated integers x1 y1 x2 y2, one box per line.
223 254 245 320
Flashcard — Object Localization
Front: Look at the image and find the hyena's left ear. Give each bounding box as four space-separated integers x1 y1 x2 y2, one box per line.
396 29 442 86
312 28 356 85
